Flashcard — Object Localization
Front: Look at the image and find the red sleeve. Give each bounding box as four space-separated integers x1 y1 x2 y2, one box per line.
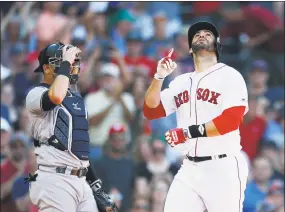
1 160 18 184
143 101 166 120
212 106 246 135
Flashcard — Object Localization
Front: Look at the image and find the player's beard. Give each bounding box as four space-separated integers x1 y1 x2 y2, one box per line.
191 39 215 54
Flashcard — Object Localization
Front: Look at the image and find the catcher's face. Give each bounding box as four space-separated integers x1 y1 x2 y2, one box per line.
190 30 215 55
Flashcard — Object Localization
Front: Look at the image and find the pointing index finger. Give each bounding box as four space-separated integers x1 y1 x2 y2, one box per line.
167 48 174 58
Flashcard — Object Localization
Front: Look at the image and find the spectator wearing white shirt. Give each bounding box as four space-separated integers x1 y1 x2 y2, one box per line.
85 63 136 161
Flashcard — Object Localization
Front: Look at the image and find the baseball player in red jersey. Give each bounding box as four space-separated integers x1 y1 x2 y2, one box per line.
143 22 249 212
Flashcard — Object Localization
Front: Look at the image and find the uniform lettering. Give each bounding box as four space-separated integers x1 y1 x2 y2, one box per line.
183 91 189 103
196 88 220 105
208 91 221 105
202 89 210 101
197 88 203 100
174 90 189 108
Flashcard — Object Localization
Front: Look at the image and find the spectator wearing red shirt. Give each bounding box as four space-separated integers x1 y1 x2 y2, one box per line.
240 96 267 161
124 33 156 80
220 4 284 86
1 133 31 212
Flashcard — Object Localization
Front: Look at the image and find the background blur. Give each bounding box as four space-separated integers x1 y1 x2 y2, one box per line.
0 1 284 212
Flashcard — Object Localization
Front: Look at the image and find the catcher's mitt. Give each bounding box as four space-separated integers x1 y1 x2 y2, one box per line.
91 180 119 212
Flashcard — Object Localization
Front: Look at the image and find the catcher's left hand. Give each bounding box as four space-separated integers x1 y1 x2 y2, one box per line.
91 180 119 212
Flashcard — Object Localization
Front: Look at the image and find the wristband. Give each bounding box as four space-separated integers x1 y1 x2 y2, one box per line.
154 73 165 81
56 61 71 77
187 124 207 138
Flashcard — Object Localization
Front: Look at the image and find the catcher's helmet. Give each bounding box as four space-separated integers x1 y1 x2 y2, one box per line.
188 21 222 60
34 41 81 83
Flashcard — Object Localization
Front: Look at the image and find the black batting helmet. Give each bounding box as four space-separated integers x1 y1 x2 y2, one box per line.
188 21 222 60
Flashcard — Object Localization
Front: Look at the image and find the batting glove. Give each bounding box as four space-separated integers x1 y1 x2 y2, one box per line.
165 124 207 147
165 128 190 147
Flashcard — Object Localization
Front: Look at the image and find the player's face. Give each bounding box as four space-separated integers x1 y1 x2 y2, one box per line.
190 30 215 54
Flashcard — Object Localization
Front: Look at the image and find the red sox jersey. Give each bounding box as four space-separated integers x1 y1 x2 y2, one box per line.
161 63 248 156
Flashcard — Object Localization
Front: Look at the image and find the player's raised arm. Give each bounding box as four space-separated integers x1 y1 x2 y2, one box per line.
48 45 81 105
143 49 177 120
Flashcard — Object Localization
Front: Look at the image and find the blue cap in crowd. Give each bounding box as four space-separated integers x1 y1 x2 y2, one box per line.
250 60 268 72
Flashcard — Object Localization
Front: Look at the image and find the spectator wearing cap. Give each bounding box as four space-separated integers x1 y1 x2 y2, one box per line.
240 95 267 162
220 4 284 86
124 32 156 80
143 11 174 60
92 123 136 212
110 9 135 55
247 60 284 102
1 117 12 162
243 156 273 212
84 63 136 160
0 133 31 211
257 180 284 212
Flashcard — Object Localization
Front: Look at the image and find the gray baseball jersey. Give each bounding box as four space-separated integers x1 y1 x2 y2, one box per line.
26 84 89 169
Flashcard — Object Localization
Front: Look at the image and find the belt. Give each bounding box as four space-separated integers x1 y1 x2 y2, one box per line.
186 154 227 162
38 165 88 178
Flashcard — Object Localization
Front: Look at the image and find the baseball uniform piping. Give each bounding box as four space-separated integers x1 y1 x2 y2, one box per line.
234 157 241 212
194 65 226 156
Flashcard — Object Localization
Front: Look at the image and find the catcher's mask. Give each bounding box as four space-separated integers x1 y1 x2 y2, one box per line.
34 41 81 84
188 21 222 61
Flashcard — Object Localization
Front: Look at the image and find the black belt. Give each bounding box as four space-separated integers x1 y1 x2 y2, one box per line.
38 165 88 178
186 154 227 162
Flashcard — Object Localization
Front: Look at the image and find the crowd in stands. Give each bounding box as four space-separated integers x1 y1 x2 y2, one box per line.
1 2 284 212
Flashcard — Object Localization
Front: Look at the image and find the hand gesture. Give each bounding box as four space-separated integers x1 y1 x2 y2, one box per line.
156 48 177 78
62 45 81 65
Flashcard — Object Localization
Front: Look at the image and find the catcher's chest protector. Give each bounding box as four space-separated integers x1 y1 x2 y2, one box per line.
54 90 90 160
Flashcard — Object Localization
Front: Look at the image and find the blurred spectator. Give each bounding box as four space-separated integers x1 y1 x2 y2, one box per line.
147 2 182 38
150 176 171 212
174 26 194 74
131 195 150 212
220 4 284 86
257 180 284 212
135 139 178 190
144 11 174 60
35 2 73 50
0 133 31 212
263 107 284 148
124 33 156 80
247 60 284 112
85 63 135 159
1 17 23 68
259 142 284 181
93 123 136 212
110 9 135 55
243 156 273 212
1 83 18 124
1 117 12 161
240 96 267 161
130 3 153 41
11 146 38 212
